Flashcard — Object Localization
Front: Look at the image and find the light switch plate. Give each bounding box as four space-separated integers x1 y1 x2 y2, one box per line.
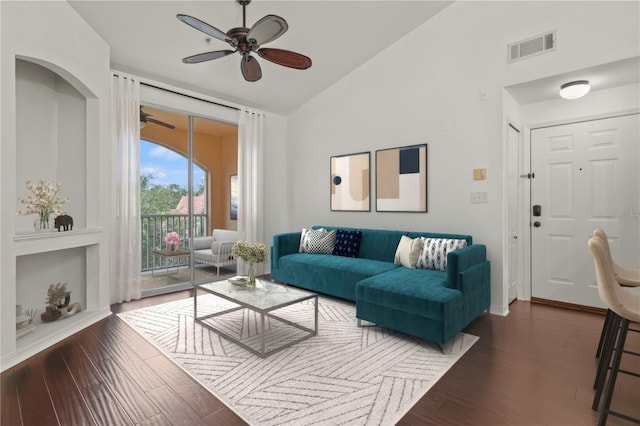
471 192 488 203
473 168 486 180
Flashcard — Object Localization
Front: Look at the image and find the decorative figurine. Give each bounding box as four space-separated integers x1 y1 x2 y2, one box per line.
54 214 73 231
40 282 71 322
40 305 61 322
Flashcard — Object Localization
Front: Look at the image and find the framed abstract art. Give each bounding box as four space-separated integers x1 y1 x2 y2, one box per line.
330 151 370 211
376 144 428 212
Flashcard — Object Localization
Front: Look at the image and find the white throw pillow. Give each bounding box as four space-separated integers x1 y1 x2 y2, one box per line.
417 238 468 271
394 235 424 269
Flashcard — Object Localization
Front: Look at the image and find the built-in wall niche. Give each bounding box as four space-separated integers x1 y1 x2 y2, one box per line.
15 59 87 233
16 246 87 315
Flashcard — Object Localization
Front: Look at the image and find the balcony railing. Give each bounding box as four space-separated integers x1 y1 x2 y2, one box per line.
141 214 208 272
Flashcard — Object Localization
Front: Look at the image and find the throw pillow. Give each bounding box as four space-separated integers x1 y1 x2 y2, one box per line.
300 229 337 254
417 238 468 271
299 228 325 252
394 235 424 269
332 230 362 258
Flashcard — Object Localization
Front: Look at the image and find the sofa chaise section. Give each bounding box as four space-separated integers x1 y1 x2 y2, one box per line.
356 244 490 345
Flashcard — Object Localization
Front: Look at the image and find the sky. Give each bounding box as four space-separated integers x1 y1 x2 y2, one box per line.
140 140 205 189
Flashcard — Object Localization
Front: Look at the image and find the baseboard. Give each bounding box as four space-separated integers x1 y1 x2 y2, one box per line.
490 303 509 316
530 297 607 315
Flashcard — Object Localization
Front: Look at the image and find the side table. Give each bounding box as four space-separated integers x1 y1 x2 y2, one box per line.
152 249 190 276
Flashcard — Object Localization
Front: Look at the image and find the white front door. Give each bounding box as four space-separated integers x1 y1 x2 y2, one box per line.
531 114 640 307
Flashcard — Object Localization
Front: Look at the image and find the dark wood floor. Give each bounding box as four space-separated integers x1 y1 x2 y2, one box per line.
2 287 639 425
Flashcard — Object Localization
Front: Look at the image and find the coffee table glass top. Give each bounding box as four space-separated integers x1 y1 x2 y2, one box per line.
196 278 315 311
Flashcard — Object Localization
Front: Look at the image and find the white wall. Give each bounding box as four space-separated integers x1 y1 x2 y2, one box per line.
283 1 640 314
263 113 289 248
1 0 111 367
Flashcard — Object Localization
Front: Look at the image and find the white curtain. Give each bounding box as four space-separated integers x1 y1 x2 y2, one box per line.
237 109 265 274
111 75 142 303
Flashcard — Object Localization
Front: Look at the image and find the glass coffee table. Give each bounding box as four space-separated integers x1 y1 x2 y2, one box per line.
194 278 318 358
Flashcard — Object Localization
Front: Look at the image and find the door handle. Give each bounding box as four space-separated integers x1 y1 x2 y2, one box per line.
533 221 541 228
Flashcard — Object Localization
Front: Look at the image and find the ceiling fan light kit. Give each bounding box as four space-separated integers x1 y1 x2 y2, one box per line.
177 0 312 82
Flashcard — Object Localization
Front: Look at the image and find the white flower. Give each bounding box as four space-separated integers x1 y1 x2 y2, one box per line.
17 180 69 220
232 240 268 264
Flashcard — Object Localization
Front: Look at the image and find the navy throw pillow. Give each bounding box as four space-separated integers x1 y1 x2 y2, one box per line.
332 230 362 258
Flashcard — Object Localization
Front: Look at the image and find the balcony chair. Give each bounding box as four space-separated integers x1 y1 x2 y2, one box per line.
192 229 238 276
588 236 640 425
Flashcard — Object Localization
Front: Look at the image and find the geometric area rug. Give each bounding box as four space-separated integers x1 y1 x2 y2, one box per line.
118 294 478 426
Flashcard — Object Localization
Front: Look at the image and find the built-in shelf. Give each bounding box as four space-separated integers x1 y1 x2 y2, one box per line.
1 12 110 372
14 227 102 240
12 228 103 256
5 309 111 369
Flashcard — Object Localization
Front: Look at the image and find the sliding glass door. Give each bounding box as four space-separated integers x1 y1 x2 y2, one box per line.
191 115 239 286
139 106 238 296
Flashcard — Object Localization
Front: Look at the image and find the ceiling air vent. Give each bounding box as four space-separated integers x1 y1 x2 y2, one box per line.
508 30 556 63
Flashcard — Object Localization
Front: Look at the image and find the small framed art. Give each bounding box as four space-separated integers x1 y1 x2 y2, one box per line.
330 151 370 211
376 144 427 212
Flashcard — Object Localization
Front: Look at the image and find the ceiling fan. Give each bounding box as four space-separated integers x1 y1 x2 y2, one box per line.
140 107 176 129
177 0 312 82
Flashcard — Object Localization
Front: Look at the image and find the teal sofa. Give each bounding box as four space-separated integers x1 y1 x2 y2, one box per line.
270 226 490 346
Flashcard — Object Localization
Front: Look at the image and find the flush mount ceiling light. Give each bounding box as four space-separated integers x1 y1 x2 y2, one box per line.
559 80 590 99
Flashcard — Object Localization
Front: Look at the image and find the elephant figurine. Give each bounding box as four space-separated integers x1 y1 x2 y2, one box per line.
54 215 73 232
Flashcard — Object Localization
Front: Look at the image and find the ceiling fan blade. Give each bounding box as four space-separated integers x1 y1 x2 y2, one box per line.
146 118 176 130
182 50 235 64
177 14 230 43
241 55 262 82
247 15 288 46
257 48 312 70
140 106 150 120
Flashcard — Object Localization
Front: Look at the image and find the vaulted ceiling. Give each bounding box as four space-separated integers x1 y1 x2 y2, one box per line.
69 1 453 115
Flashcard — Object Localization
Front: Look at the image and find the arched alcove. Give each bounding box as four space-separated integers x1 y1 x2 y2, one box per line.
15 58 92 232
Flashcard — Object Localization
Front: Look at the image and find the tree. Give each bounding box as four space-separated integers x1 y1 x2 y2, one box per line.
140 174 187 215
195 176 205 195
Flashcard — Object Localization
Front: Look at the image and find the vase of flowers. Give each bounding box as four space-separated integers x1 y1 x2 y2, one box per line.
17 180 69 232
164 231 182 252
232 240 268 284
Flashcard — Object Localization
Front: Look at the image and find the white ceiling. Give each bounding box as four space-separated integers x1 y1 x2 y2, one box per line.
69 0 453 115
506 56 640 105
